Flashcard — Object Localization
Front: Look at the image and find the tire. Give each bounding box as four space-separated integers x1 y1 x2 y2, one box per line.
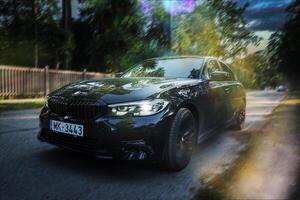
230 106 246 130
159 108 196 171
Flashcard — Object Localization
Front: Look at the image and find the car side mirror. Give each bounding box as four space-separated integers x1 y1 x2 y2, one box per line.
210 71 229 81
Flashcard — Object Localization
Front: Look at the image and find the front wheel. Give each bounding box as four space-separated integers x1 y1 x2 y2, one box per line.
230 106 246 130
159 108 196 171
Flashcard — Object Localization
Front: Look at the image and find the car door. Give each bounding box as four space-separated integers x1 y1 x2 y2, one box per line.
203 59 228 129
218 61 245 123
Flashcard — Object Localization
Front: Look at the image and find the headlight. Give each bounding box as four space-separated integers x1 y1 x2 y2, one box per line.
108 99 169 117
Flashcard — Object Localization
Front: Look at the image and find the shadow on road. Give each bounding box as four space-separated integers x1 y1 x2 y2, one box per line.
36 147 165 179
35 127 244 181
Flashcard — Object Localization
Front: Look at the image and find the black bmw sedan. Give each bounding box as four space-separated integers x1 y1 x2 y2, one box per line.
38 56 246 171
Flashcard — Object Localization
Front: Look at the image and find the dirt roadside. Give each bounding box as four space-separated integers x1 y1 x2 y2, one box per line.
193 92 300 200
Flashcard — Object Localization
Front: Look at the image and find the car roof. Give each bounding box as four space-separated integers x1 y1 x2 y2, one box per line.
145 56 216 62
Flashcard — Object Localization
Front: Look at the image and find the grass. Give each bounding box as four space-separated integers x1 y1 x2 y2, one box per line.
0 99 45 112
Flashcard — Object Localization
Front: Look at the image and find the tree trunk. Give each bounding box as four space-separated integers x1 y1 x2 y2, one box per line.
34 0 39 68
62 0 72 70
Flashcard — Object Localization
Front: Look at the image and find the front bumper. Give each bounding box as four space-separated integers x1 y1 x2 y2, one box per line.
38 106 174 160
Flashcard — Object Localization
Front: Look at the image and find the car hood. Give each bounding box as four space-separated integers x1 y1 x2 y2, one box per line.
49 77 200 104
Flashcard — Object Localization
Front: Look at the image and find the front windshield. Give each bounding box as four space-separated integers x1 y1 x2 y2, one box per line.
122 58 204 79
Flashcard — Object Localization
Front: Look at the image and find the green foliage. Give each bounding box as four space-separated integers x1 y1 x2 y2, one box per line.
173 6 222 56
206 0 260 58
73 0 169 72
268 0 300 89
0 0 63 66
172 0 260 59
232 51 283 89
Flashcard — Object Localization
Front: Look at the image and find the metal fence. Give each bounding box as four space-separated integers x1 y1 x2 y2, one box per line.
0 65 112 97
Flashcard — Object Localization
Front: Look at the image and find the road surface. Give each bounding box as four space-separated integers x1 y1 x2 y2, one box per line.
0 90 285 200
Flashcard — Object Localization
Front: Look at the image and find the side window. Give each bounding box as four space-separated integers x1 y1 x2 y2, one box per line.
219 62 235 81
206 60 220 78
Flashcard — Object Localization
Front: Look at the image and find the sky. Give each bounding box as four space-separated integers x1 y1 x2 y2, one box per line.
236 0 293 53
237 0 292 31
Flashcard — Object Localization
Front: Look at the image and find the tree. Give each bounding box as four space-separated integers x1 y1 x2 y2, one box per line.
172 0 260 59
143 1 170 53
206 0 260 58
173 6 223 56
75 0 141 71
38 0 64 67
232 50 282 89
74 0 169 72
0 0 36 65
269 0 300 89
0 0 63 67
61 0 74 69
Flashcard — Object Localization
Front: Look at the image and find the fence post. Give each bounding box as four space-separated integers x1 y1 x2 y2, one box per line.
44 66 49 96
82 68 87 80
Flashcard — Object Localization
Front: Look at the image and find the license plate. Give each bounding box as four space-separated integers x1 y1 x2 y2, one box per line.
49 120 84 137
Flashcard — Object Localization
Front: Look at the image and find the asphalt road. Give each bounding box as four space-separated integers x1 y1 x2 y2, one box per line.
0 90 286 200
